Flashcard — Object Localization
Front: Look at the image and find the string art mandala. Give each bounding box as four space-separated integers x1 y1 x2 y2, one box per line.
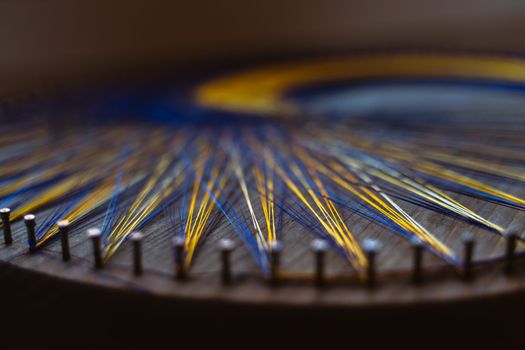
2 51 525 306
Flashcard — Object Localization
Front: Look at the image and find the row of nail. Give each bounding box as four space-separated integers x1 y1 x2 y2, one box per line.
0 208 522 287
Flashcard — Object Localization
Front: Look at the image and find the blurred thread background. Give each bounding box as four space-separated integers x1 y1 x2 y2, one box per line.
1 0 525 96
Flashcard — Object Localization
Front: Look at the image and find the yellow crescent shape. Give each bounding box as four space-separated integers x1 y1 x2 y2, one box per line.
194 53 525 116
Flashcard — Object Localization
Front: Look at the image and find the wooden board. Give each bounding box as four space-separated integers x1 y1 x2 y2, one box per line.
1 180 525 309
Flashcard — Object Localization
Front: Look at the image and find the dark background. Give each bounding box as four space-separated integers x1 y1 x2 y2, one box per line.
1 0 525 96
